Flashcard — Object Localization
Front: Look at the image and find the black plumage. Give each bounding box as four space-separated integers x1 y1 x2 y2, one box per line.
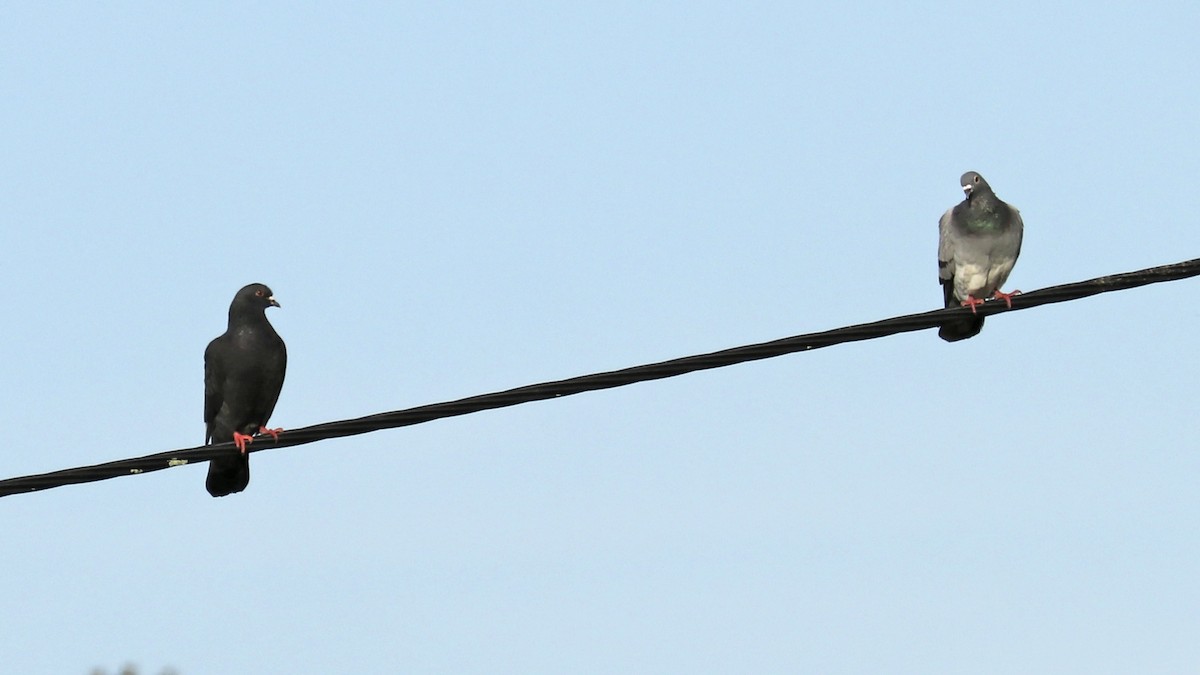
204 283 287 497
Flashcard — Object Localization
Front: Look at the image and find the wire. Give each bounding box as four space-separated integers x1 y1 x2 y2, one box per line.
3 257 1198 498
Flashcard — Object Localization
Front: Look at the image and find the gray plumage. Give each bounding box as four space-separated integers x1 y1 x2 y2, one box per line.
204 283 287 497
937 171 1024 342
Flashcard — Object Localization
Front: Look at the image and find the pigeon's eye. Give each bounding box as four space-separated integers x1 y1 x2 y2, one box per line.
974 176 981 183
254 289 264 297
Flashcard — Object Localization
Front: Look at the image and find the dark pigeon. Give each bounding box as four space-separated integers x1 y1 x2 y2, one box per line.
937 171 1024 342
204 283 287 497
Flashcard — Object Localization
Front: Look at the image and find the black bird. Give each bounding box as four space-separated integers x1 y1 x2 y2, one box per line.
204 283 287 497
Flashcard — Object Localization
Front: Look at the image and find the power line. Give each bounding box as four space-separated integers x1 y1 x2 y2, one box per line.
3 257 1197 498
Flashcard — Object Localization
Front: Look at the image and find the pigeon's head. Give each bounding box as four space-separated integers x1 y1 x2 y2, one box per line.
233 283 281 311
959 171 990 201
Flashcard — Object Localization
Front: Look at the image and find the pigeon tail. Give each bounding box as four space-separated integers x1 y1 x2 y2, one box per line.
206 452 250 497
938 316 985 342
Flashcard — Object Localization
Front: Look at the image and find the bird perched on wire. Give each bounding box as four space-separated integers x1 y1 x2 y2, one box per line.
937 171 1024 342
204 283 287 497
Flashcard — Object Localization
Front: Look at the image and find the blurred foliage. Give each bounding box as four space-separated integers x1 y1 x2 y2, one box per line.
90 665 178 675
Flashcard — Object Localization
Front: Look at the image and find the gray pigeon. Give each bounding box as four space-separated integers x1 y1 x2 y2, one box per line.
204 283 287 497
937 171 1024 342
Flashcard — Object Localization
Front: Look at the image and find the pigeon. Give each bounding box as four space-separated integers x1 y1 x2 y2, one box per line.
937 171 1024 342
204 283 287 497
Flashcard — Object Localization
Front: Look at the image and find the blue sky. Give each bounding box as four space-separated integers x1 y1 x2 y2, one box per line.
3 2 1198 673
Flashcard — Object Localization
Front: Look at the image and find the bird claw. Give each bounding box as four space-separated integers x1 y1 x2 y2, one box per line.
232 431 254 455
991 289 1021 309
960 295 986 314
258 426 283 442
230 428 281 454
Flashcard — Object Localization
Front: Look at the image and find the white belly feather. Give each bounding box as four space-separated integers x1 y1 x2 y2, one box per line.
953 259 1015 301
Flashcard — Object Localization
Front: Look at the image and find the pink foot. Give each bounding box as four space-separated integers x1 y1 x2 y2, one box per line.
991 289 1022 309
258 426 283 443
960 295 986 314
233 431 254 455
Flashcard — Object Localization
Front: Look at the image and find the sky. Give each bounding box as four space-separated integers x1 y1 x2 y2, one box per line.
2 2 1199 673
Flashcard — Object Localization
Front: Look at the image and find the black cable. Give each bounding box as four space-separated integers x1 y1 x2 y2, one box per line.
3 257 1198 498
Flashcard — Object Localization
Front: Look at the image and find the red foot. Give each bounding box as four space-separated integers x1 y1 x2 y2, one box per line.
991 289 1022 309
960 295 986 314
232 431 254 454
258 426 283 442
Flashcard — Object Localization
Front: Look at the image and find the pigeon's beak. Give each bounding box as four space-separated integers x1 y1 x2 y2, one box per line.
269 296 281 308
961 183 973 196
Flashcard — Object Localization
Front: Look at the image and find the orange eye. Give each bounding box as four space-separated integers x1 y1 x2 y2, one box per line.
255 289 264 297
